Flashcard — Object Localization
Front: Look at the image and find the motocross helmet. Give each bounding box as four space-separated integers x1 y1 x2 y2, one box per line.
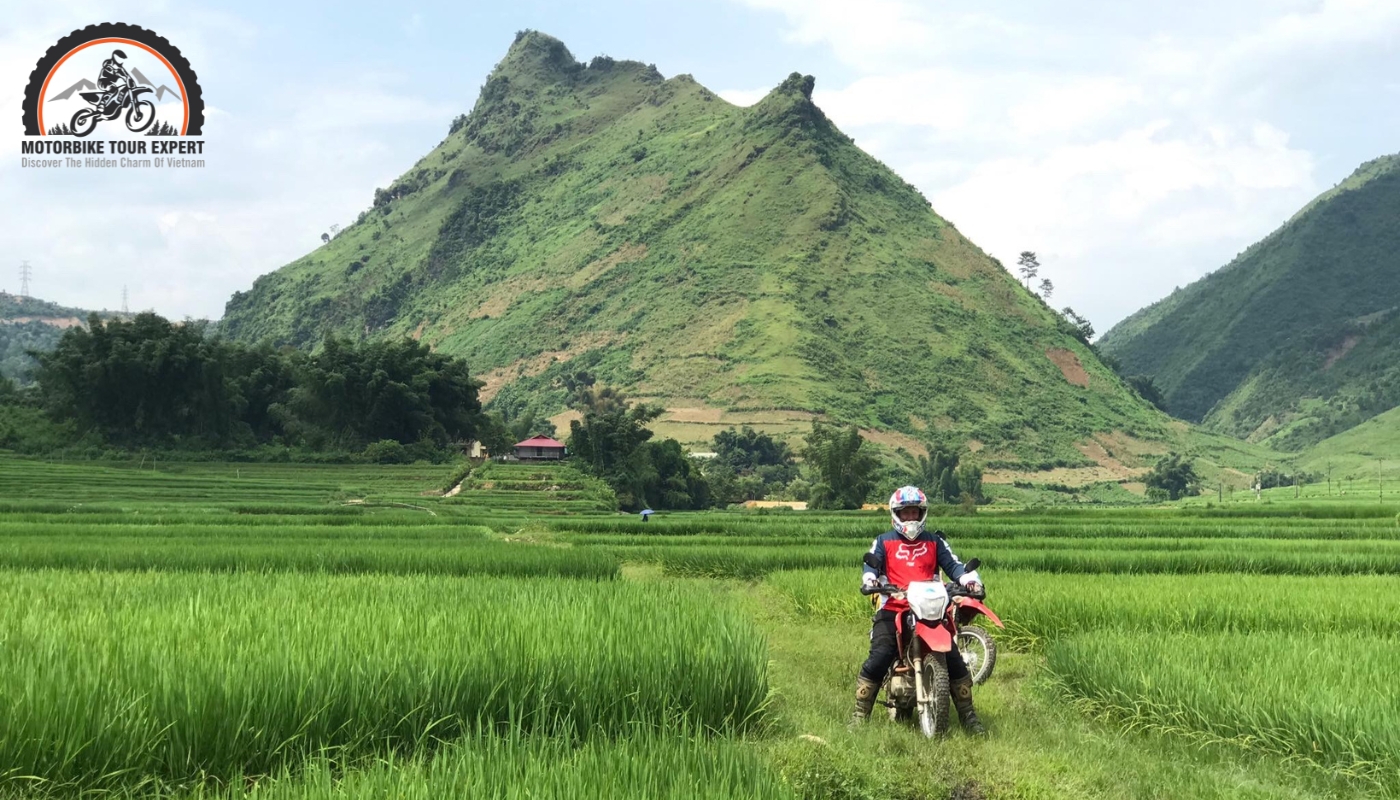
112 49 128 62
889 485 928 541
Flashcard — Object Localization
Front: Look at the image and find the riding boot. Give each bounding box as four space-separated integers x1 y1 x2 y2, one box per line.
850 677 880 725
950 675 987 735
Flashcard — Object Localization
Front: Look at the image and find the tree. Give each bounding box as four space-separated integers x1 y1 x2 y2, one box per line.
567 389 709 510
1145 452 1200 500
1017 251 1040 289
803 421 878 510
1060 307 1095 344
1127 375 1168 412
321 233 330 245
1039 278 1054 300
709 426 797 498
955 461 984 504
476 411 513 457
506 408 556 444
328 223 341 237
713 425 792 472
915 444 985 504
286 336 481 449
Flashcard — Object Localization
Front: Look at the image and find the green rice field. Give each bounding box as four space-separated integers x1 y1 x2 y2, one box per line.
1 454 1398 798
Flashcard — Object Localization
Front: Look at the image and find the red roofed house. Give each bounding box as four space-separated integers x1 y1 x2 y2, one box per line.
514 436 567 461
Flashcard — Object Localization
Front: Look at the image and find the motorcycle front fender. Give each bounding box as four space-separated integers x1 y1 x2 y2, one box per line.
915 620 953 652
957 598 1005 629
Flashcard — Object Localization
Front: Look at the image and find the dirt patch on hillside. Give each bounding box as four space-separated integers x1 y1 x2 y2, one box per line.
468 274 554 320
1046 348 1090 388
984 465 1143 486
567 243 648 290
665 407 725 423
1324 335 1360 370
2 315 86 328
988 431 1159 486
411 321 427 341
478 332 618 403
1092 430 1167 461
742 500 807 510
1121 482 1147 496
1074 440 1137 480
965 439 984 453
860 428 929 458
549 409 583 433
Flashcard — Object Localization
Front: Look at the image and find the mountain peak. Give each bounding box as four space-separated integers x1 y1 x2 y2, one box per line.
777 71 815 100
223 32 1167 467
498 30 582 82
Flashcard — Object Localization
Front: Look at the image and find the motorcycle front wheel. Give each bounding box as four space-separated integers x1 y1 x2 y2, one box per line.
957 625 997 684
70 108 99 137
916 653 951 738
126 100 156 133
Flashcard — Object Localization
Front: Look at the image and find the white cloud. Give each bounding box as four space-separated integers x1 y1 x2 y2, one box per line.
722 0 1400 327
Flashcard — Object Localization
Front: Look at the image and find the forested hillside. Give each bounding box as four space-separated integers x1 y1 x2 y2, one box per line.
1099 154 1400 450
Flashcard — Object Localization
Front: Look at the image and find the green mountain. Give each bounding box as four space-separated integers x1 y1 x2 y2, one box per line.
221 31 1169 469
0 293 107 384
1099 154 1400 450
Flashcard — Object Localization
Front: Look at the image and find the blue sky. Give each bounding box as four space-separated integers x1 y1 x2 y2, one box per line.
4 0 1399 330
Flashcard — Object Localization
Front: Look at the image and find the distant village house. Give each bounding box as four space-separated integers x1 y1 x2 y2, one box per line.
514 436 567 460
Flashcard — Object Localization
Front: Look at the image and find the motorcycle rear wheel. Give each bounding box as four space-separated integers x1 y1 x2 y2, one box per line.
957 625 997 684
70 108 99 137
916 654 951 738
126 100 156 133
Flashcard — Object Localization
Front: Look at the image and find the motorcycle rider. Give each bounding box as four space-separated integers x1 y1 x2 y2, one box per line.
98 49 134 115
852 485 987 734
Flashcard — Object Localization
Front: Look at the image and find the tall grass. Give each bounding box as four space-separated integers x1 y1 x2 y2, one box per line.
0 571 767 792
1047 632 1400 785
767 569 1400 640
176 735 795 800
0 536 619 578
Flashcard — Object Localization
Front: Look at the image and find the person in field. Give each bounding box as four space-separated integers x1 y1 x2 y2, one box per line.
852 485 987 733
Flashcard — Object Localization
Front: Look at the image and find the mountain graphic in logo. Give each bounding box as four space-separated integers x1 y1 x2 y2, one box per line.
130 68 181 101
48 78 97 101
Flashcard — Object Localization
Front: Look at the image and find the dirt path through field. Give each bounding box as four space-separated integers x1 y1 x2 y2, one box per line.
643 573 1375 799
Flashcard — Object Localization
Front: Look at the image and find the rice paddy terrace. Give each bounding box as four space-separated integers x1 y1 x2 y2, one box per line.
1 454 1398 798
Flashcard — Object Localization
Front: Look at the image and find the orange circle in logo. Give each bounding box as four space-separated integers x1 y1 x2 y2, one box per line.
38 37 190 135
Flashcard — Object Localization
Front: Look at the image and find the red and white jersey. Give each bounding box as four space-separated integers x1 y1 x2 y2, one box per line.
862 529 969 613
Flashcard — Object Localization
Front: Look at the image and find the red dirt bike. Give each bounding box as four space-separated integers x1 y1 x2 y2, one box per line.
861 554 1004 737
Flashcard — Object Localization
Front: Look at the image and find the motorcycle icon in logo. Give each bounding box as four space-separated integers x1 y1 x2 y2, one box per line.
69 50 156 137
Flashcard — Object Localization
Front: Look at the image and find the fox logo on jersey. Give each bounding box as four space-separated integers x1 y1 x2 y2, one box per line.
894 542 928 566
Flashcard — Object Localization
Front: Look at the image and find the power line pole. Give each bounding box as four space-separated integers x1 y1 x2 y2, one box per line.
121 285 129 316
19 261 32 299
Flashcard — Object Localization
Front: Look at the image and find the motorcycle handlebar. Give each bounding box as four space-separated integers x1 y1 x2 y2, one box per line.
947 582 986 601
860 583 986 599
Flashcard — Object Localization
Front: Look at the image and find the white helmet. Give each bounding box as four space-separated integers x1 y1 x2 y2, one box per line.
889 485 929 541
